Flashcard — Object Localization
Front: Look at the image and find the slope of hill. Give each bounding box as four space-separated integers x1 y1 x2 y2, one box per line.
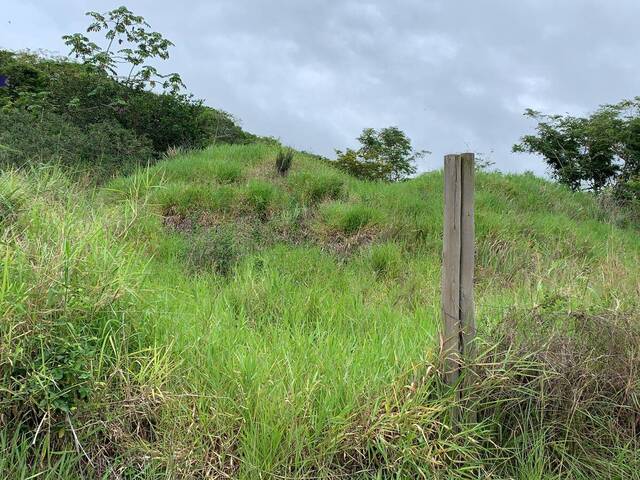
2 145 639 479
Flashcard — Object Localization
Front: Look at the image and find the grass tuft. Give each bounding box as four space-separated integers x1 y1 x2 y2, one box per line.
321 202 382 235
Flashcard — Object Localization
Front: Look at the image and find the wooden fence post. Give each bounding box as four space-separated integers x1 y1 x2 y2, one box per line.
442 153 476 425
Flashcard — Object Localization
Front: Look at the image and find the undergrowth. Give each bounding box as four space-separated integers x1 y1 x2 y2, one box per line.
1 144 638 479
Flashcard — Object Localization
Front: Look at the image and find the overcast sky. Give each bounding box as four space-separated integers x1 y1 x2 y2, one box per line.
2 1 639 174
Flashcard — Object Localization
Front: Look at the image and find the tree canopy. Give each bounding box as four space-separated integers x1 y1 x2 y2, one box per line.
513 99 640 194
335 127 427 182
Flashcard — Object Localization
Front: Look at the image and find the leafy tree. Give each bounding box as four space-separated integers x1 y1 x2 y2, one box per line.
63 6 184 94
513 99 640 193
0 48 254 177
335 127 427 182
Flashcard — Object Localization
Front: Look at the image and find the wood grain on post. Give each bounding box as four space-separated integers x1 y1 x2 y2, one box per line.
442 154 462 389
459 153 476 423
459 153 476 364
442 153 476 425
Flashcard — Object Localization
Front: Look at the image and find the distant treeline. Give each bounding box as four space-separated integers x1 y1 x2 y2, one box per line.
0 49 274 180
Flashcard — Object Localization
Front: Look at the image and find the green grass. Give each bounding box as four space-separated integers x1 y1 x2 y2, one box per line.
2 144 639 478
320 201 382 234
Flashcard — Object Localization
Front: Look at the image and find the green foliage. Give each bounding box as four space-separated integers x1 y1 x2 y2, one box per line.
335 126 427 182
185 227 239 276
10 324 97 415
62 6 184 94
212 160 244 184
0 109 153 178
321 202 381 234
0 19 254 178
245 180 277 217
514 99 640 198
288 171 344 203
275 148 294 176
3 143 640 477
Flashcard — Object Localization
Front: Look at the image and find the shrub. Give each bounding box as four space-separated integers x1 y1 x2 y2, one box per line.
321 202 381 234
0 109 153 180
0 49 254 178
275 148 294 176
514 102 640 194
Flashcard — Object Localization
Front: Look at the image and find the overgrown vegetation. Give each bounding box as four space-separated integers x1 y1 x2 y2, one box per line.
514 99 640 224
2 145 638 478
1 5 639 478
0 7 263 181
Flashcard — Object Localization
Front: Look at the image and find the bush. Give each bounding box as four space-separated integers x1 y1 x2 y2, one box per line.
513 100 640 225
118 91 227 153
0 109 153 179
0 49 254 178
334 127 426 182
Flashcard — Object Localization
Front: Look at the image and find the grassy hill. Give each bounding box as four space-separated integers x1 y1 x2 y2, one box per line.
2 144 639 478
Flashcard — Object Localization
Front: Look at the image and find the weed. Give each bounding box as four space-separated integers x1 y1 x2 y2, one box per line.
184 227 239 276
275 148 294 176
2 145 639 479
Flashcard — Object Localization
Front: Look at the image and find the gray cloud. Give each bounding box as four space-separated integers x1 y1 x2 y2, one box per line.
2 1 639 175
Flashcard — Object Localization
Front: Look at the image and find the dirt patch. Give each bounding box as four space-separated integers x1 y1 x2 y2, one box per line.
162 207 228 234
319 226 381 256
163 207 195 233
162 204 384 260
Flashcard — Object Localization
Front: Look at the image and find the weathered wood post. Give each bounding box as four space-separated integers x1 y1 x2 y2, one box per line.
442 153 476 424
